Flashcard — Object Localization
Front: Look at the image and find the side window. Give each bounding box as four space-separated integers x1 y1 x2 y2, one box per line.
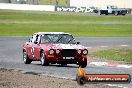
28 36 34 43
107 6 109 9
32 35 37 43
37 35 41 44
30 34 38 44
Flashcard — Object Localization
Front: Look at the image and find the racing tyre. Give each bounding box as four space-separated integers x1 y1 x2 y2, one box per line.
114 11 118 16
41 52 49 66
105 13 108 15
98 11 101 15
23 51 32 64
122 14 125 16
79 59 87 68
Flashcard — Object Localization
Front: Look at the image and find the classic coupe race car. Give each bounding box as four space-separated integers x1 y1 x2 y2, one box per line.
23 32 88 68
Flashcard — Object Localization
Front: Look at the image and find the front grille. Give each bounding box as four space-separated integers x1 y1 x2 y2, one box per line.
61 49 76 57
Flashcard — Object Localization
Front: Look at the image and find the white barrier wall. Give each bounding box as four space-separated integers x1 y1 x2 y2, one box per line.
70 0 132 8
0 3 55 11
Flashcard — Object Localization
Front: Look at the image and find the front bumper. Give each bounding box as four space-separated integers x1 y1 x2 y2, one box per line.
47 55 87 64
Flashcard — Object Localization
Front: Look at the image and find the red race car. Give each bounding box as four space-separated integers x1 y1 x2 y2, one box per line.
23 32 88 68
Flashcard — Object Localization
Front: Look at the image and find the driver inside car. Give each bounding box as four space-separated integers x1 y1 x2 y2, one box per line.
41 35 50 43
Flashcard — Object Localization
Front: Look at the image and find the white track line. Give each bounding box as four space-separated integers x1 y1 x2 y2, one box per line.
88 62 108 66
120 45 129 47
86 47 92 49
100 46 108 47
117 65 132 68
106 84 128 88
88 61 132 68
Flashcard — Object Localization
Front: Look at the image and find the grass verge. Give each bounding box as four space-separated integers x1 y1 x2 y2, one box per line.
92 47 132 63
0 10 132 36
0 10 132 22
0 24 132 36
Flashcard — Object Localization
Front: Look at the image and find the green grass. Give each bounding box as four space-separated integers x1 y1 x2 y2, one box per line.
0 10 132 36
0 11 132 22
0 24 132 36
92 47 132 62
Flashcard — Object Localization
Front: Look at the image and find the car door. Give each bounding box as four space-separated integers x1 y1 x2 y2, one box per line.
26 37 35 60
33 44 40 60
108 6 112 13
33 34 41 60
29 34 38 60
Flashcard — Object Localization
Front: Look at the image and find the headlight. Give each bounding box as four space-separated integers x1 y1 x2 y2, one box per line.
56 49 60 54
78 49 81 54
49 49 54 54
82 50 88 55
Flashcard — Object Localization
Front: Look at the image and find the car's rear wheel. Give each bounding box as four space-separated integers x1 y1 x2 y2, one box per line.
41 52 49 66
114 11 118 16
79 59 87 68
122 14 125 16
23 51 32 64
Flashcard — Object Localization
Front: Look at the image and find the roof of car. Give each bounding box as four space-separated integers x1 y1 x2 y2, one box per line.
34 32 71 35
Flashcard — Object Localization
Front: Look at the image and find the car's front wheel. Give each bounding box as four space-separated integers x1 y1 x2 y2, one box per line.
122 14 126 16
41 52 49 66
79 59 87 68
98 11 101 15
23 50 32 64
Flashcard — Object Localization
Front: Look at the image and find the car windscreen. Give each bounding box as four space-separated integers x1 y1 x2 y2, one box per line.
110 6 117 9
41 34 74 44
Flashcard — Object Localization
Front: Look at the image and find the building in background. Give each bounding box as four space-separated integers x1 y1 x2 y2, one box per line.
70 0 132 8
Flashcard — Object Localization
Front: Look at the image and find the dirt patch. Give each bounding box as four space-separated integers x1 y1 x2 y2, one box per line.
0 68 113 88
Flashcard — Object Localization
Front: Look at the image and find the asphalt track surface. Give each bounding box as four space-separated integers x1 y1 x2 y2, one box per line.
0 37 132 88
